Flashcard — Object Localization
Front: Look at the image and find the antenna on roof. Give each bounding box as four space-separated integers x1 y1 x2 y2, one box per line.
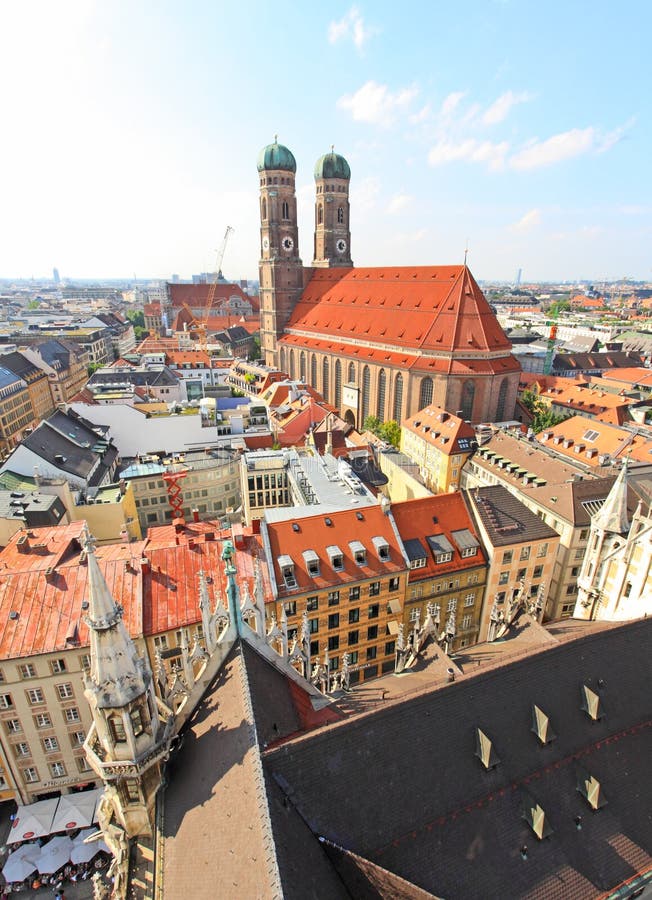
464 239 469 266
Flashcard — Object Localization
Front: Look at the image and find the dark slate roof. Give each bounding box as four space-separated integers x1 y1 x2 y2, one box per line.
470 485 559 547
0 351 43 382
553 351 645 372
89 366 179 388
0 366 23 390
36 338 85 370
265 617 652 900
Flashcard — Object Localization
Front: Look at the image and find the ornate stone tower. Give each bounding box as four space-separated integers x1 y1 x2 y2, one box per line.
258 139 304 368
312 149 352 268
83 531 173 840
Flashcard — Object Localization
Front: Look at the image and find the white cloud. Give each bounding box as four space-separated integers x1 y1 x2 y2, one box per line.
482 90 532 125
409 103 432 124
328 6 377 51
428 138 508 170
351 176 381 211
337 80 418 126
511 208 541 231
440 91 467 118
509 127 596 170
393 228 428 245
386 193 413 215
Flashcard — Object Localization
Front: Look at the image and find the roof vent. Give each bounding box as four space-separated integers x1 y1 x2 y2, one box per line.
292 523 300 533
576 765 607 810
81 601 89 610
324 517 333 527
531 705 556 745
9 610 19 621
580 684 604 721
356 511 364 521
475 728 500 770
521 790 553 840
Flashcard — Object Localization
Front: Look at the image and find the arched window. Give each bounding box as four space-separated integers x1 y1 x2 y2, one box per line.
289 349 295 380
282 200 289 220
311 354 317 387
337 206 344 224
377 369 386 420
317 204 323 225
279 347 286 372
300 351 306 381
335 359 342 409
348 362 355 383
322 357 329 399
496 378 508 421
393 373 403 422
419 377 433 410
261 197 267 220
461 380 475 421
361 366 371 423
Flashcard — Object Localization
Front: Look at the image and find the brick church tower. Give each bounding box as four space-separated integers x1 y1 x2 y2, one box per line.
312 150 353 268
258 139 305 368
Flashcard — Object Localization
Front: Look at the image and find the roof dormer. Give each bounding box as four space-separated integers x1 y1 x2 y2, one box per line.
302 549 320 578
326 545 344 571
277 554 297 589
372 536 390 562
349 540 367 567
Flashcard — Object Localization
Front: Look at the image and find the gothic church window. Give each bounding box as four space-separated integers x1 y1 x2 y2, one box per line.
109 715 127 743
362 366 371 422
335 359 342 408
318 204 323 225
348 362 355 383
300 352 306 380
337 206 344 224
496 378 508 421
377 369 386 419
419 377 433 410
261 198 267 220
289 349 295 380
461 380 475 420
393 373 403 422
282 200 289 220
323 358 329 398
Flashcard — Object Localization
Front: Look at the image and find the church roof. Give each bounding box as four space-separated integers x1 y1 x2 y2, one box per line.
314 151 351 181
257 140 297 173
592 458 630 534
284 266 513 360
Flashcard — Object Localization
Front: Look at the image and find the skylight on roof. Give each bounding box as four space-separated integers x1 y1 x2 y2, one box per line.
583 429 599 442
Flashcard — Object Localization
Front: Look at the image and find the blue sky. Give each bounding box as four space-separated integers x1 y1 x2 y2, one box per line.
1 1 650 282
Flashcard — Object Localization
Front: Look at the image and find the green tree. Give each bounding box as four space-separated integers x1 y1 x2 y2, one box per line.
87 362 102 376
126 309 145 328
362 415 401 448
521 389 566 432
363 415 381 433
547 299 570 318
250 336 262 360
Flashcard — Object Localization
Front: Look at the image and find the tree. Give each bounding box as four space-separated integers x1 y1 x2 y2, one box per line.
547 299 570 318
250 336 262 360
363 415 401 448
87 362 102 376
126 309 145 328
521 389 566 432
363 415 381 433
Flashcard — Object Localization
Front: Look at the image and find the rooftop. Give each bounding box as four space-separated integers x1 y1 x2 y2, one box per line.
469 484 559 547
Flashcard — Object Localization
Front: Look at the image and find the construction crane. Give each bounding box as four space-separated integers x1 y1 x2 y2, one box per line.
198 226 234 350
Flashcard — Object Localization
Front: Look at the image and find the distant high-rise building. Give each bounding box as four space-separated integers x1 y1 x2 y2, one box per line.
171 273 180 283
52 267 60 284
515 267 522 287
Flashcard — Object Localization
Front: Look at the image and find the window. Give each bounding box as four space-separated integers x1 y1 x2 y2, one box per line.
282 200 289 220
77 756 91 773
409 557 426 570
310 640 319 656
533 565 543 579
27 688 44 705
0 694 14 709
447 597 457 613
6 718 21 733
502 550 513 564
328 636 339 652
306 596 318 612
496 378 508 421
435 552 453 565
369 582 380 597
51 658 66 674
520 546 531 561
34 713 51 729
322 358 329 398
65 707 81 723
461 614 473 630
377 369 386 418
50 762 66 778
337 206 344 224
367 625 378 640
348 608 360 624
110 715 127 743
153 635 168 651
124 779 140 803
15 742 31 757
366 646 377 661
571 566 580 577
419 377 433 409
461 380 475 420
498 571 509 586
328 613 340 630
23 767 39 783
537 543 548 557
43 737 59 753
348 630 359 646
348 587 360 602
361 366 371 422
516 568 525 581
385 641 396 656
388 576 400 592
368 604 379 619
19 663 36 679
464 593 475 607
329 656 339 672
72 731 85 746
393 373 403 421
579 529 589 541
349 650 359 665
309 618 319 634
57 683 74 700
130 707 145 737
327 590 340 606
284 601 297 616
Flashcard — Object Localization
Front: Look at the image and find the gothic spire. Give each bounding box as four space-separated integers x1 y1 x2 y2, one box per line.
593 458 630 535
84 527 149 707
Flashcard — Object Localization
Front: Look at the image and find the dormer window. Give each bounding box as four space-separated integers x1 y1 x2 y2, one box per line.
302 549 320 579
326 545 344 571
349 540 367 567
278 554 297 588
372 536 390 562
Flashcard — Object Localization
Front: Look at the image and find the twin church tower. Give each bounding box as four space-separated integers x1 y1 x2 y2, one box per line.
257 139 352 365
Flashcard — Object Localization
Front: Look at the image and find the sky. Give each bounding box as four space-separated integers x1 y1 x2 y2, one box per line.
1 0 650 283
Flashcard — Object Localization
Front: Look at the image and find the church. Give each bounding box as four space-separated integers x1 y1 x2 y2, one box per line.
258 140 521 427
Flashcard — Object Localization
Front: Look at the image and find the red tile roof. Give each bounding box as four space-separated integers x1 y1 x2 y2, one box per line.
402 405 476 455
168 282 251 307
284 266 514 360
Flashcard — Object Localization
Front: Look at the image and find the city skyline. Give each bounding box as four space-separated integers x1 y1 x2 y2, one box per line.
1 1 650 282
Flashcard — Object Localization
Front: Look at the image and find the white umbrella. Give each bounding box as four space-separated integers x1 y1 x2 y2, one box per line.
7 796 60 843
2 843 39 882
50 788 103 832
33 834 73 875
71 828 110 865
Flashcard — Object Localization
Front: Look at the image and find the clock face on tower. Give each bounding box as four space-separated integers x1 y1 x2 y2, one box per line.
262 236 270 252
336 238 347 255
282 236 294 252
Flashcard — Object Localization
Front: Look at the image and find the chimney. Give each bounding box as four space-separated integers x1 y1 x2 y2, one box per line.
192 508 200 523
33 466 41 488
140 556 150 575
173 518 185 533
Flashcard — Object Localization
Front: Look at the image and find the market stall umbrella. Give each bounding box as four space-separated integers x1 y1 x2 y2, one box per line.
71 828 110 865
50 787 104 832
2 843 39 882
7 796 60 843
33 834 73 875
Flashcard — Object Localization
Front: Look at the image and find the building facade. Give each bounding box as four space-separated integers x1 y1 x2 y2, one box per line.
401 406 477 493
